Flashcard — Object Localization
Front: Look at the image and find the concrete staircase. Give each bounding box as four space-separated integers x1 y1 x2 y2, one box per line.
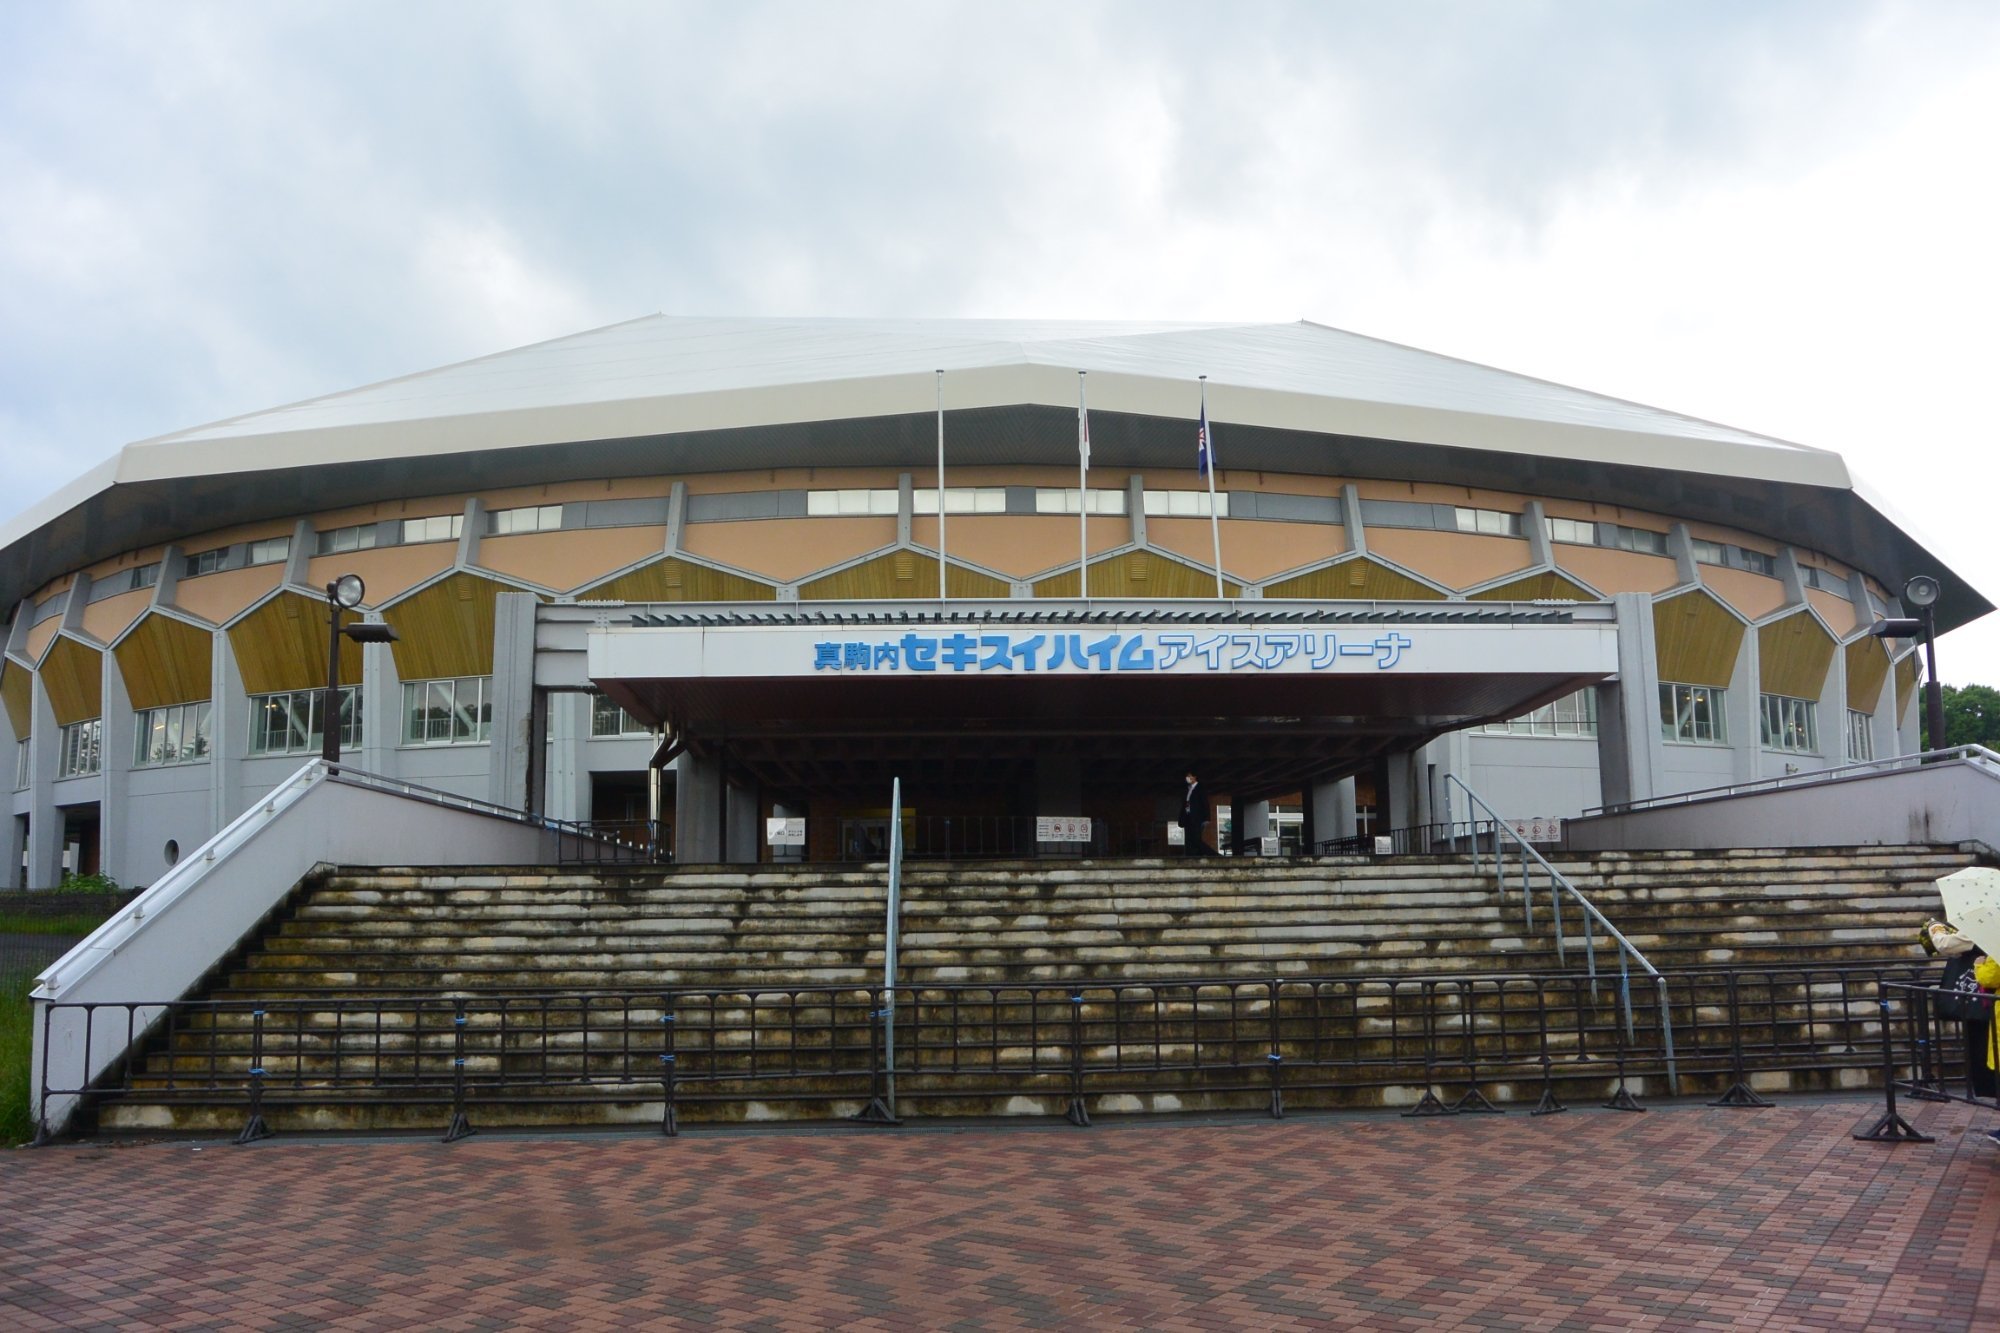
90 844 1978 1135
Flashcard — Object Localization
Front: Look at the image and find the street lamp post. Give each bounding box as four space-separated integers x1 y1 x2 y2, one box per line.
323 575 399 768
1869 574 1946 754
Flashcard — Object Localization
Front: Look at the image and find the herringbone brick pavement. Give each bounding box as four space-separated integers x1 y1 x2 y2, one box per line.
4 1098 1999 1331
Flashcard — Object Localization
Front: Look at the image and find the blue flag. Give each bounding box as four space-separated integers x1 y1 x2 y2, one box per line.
1197 403 1213 477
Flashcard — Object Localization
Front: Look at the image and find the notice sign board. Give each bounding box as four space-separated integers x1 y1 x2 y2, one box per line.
1037 816 1091 844
765 817 806 847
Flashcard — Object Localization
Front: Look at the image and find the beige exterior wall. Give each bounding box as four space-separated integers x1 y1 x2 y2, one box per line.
1807 588 1861 637
1701 566 1790 621
1553 546 1681 596
683 517 895 582
1364 529 1531 590
80 588 154 645
173 566 286 625
911 515 1122 577
480 526 668 591
1147 518 1343 581
305 545 457 606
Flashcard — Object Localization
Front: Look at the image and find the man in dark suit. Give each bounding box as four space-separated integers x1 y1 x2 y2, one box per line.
1178 768 1211 856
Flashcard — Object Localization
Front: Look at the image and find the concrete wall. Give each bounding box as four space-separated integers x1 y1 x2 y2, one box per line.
1564 757 2000 852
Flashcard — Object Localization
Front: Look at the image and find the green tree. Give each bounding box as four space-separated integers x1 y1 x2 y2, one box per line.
1923 683 2000 750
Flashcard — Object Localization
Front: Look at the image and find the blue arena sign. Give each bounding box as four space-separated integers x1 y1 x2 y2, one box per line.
808 630 1414 673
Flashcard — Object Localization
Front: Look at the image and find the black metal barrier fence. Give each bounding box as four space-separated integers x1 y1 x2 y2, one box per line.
1854 980 2000 1144
37 963 1930 1145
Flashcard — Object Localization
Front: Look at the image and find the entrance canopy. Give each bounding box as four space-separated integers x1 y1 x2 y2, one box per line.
587 606 1619 796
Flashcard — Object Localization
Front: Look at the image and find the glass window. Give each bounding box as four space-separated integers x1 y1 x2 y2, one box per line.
248 688 360 756
1032 488 1126 515
1544 516 1598 545
1660 682 1727 744
1689 539 1727 565
402 677 492 745
913 487 1007 515
134 701 213 767
1454 507 1522 537
127 563 161 592
1141 491 1229 518
14 740 29 790
184 548 227 577
1736 548 1777 576
490 504 564 535
400 514 465 544
1759 694 1818 753
805 489 898 517
1846 709 1875 763
56 719 102 778
1479 688 1598 737
247 537 291 566
590 693 652 738
316 523 380 556
1610 527 1668 555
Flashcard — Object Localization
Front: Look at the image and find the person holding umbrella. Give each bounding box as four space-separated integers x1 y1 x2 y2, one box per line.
1932 868 2000 1141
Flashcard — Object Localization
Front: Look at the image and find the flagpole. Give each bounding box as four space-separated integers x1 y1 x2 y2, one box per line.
935 369 946 612
1201 376 1224 600
1078 371 1089 603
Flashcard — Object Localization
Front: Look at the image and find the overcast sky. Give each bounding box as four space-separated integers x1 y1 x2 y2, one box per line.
4 1 1999 679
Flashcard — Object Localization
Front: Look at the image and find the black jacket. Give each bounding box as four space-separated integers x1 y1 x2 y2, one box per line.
1178 781 1208 829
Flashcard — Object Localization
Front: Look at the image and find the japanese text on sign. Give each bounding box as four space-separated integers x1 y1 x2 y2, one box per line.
809 630 1414 674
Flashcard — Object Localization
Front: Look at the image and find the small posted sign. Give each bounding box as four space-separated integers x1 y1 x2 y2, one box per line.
1037 816 1092 843
765 817 806 847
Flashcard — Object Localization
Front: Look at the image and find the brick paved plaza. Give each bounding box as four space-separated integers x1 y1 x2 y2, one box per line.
4 1097 1999 1331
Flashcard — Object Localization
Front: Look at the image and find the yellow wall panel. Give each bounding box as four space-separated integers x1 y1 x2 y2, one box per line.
1 661 29 737
1653 591 1743 688
1032 550 1243 599
589 558 778 603
380 574 516 682
229 593 362 695
41 637 103 727
1262 558 1442 602
1469 571 1598 602
114 614 214 710
801 553 1010 601
1757 613 1836 700
1895 654 1917 722
1845 636 1890 714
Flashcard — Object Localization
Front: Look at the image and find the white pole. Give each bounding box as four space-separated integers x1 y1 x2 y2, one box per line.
1202 376 1224 600
935 369 946 611
1078 371 1090 603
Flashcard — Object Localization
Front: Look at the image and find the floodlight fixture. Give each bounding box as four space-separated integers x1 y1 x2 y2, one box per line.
1903 575 1941 609
330 573 366 609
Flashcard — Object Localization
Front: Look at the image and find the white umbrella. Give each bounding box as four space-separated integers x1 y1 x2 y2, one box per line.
1936 866 2000 958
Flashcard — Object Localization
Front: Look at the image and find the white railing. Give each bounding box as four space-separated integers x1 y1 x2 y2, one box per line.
1583 745 2000 818
1444 775 1677 1093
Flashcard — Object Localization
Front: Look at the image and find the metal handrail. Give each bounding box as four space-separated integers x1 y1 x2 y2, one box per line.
1582 744 2000 818
34 761 652 1000
1444 774 1675 1090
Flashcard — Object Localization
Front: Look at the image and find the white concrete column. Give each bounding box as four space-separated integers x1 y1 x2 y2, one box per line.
726 778 760 864
209 631 247 826
99 650 133 886
675 750 724 864
1610 592 1664 803
1240 798 1272 853
486 591 538 809
360 638 397 775
26 673 62 888
546 693 588 822
1730 623 1759 783
1310 778 1357 845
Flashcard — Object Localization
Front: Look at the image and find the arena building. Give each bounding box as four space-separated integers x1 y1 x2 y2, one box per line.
1 316 1984 884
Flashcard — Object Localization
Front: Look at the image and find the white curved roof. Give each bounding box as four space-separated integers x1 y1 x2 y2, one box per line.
6 315 1979 626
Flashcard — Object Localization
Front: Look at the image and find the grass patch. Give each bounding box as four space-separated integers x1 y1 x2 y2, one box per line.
1 971 33 1146
0 913 111 936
